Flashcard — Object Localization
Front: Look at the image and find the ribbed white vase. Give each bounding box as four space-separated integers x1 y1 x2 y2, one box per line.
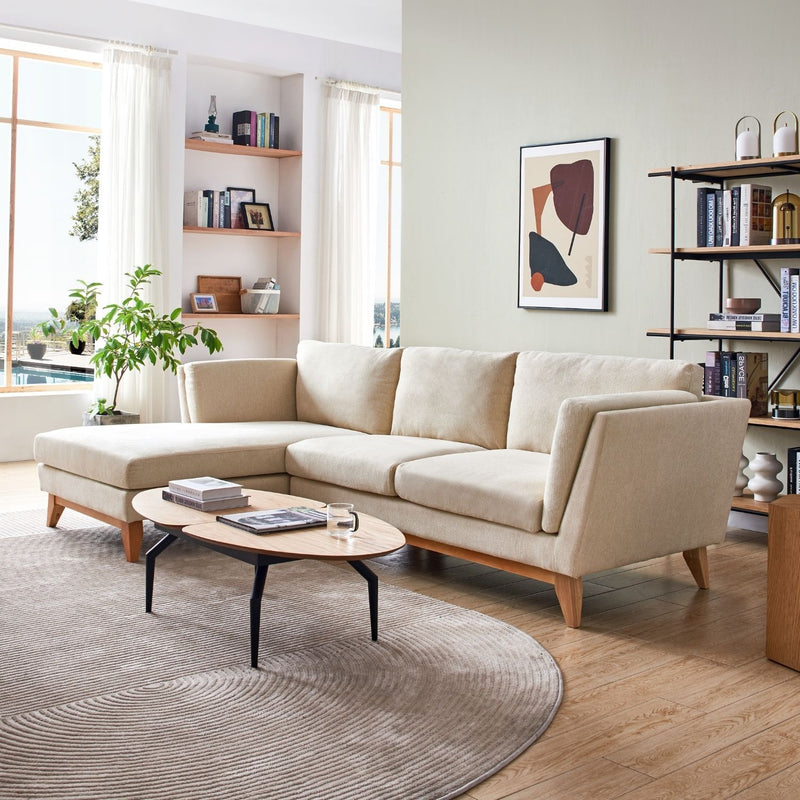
734 452 749 497
747 452 783 502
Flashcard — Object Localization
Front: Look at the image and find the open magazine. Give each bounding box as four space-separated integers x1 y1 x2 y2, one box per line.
216 506 327 534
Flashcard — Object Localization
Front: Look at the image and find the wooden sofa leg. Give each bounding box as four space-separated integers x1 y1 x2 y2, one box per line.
554 574 583 628
46 494 65 527
121 521 144 563
683 546 710 589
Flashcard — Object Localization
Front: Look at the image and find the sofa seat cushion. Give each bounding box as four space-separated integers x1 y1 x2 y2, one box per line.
394 449 549 532
33 421 360 490
285 435 484 496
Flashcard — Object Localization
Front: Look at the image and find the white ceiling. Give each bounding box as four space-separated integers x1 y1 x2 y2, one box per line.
132 0 401 53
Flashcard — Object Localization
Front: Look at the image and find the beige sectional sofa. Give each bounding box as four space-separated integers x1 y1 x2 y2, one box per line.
34 340 751 627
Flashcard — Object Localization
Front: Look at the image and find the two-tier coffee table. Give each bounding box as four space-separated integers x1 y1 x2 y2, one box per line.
131 488 406 668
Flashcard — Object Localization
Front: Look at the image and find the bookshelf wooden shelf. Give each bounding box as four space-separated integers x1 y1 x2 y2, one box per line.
649 155 800 181
646 327 800 342
731 494 771 515
183 226 300 238
183 313 300 320
648 244 800 260
185 139 301 158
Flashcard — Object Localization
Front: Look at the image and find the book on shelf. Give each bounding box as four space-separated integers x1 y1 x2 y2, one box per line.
739 184 772 246
189 131 234 144
216 506 328 534
167 476 244 500
697 188 714 247
722 189 732 247
708 313 780 322
269 113 280 149
183 190 209 227
704 351 721 396
720 351 736 396
161 489 251 512
731 186 741 246
232 110 254 146
707 320 781 332
781 267 798 332
735 351 768 415
787 446 800 494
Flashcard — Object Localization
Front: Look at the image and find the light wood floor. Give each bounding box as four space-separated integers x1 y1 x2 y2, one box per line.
4 460 799 799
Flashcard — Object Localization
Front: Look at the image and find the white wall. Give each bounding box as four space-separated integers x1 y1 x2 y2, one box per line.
0 0 400 461
401 0 800 492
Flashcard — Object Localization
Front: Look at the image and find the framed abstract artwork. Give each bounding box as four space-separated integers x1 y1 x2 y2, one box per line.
518 138 610 311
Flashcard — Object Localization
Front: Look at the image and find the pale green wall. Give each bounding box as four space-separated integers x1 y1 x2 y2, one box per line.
401 0 800 362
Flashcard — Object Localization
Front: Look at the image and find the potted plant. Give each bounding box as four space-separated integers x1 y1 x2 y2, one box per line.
65 287 97 354
71 264 223 425
25 324 49 360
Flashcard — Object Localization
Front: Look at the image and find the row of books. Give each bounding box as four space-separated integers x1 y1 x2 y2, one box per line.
704 351 768 416
162 476 250 511
183 189 254 229
232 110 280 149
696 184 772 247
707 312 780 332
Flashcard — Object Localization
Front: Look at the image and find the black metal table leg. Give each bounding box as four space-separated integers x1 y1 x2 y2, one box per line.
348 560 378 641
145 531 178 613
249 563 270 668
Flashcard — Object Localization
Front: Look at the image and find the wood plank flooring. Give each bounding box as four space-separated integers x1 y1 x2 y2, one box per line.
3 460 799 798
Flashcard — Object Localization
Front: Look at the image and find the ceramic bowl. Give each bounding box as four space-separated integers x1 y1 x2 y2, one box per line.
725 297 761 314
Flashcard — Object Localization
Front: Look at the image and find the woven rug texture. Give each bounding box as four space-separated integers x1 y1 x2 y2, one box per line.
0 511 562 800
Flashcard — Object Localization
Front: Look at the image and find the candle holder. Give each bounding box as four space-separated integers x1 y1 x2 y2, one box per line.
771 190 800 244
735 115 761 160
773 111 799 157
771 389 800 419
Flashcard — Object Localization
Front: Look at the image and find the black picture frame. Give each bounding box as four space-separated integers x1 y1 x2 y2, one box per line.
518 137 610 311
242 202 275 231
227 186 256 229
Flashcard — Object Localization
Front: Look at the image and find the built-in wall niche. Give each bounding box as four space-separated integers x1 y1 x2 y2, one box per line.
181 59 303 361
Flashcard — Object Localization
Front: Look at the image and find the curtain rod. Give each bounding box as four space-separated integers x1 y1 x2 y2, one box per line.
316 76 400 99
0 23 177 55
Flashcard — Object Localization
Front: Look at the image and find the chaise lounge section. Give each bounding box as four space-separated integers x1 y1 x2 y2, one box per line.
34 340 751 627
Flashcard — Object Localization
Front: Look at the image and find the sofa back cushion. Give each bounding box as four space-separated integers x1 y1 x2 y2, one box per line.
179 358 298 422
296 340 403 434
390 346 518 449
507 350 704 453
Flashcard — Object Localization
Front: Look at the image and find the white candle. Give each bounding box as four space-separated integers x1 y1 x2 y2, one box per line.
774 124 797 156
736 129 759 160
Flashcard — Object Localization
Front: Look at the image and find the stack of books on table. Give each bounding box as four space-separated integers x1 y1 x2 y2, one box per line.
216 507 327 534
162 477 250 511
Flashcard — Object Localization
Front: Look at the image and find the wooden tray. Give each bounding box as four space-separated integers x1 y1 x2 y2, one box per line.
196 275 242 314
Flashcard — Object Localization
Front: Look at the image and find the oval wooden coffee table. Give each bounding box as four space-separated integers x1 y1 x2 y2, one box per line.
132 488 406 668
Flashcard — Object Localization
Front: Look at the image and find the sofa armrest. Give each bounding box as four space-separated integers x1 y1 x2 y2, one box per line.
550 395 751 576
543 389 701 532
177 358 298 423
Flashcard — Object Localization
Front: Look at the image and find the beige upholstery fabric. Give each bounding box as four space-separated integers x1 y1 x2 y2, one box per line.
541 390 700 532
552 396 751 576
295 340 403 434
286 435 483 496
391 347 517 449
290 476 561 574
178 359 298 423
33 421 359 490
395 449 549 531
507 350 704 453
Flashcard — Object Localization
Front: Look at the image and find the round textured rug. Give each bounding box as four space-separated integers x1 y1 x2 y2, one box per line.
0 514 562 800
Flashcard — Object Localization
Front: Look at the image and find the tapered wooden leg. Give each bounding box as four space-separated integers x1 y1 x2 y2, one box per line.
554 574 583 628
683 547 710 589
46 494 65 527
121 521 144 563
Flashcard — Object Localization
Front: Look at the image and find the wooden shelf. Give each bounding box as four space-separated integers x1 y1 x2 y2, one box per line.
183 226 300 238
185 139 301 158
647 327 800 342
183 313 299 320
748 416 800 430
649 155 800 181
649 244 800 260
731 494 772 515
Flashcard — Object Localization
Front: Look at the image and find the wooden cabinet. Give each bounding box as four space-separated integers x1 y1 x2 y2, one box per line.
648 155 800 514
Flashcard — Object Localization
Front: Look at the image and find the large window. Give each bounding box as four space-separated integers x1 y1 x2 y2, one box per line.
0 41 101 391
374 101 400 348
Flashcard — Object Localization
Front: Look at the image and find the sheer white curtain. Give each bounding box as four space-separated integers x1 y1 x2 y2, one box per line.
318 82 380 345
97 44 172 421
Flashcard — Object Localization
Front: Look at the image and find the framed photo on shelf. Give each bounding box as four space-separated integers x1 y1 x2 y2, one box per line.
227 186 256 229
518 137 610 311
190 293 218 313
242 202 274 231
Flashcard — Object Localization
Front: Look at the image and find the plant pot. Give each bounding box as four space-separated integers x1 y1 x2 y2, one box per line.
82 410 140 426
26 342 47 359
69 339 86 355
